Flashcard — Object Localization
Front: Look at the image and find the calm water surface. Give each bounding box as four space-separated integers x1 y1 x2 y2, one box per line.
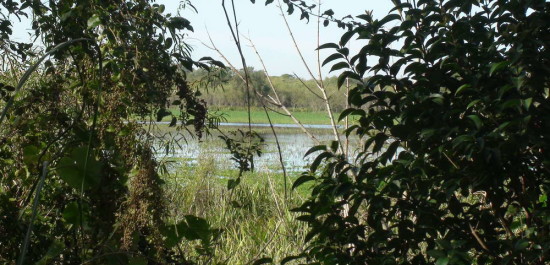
154 125 361 173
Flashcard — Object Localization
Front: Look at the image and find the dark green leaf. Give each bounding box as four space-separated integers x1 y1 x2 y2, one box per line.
489 61 509 76
87 15 101 29
323 9 334 16
378 13 401 26
338 108 355 121
340 30 356 46
435 257 449 265
514 239 530 251
165 37 173 49
337 71 361 88
169 117 177 127
287 4 294 14
300 11 309 21
23 145 40 165
304 145 326 158
252 257 273 265
228 178 241 190
170 17 193 31
455 84 472 96
62 201 89 226
56 147 102 190
390 125 408 138
467 115 482 129
330 62 349 72
322 53 344 66
281 255 301 265
317 43 339 50
292 175 316 190
310 152 332 172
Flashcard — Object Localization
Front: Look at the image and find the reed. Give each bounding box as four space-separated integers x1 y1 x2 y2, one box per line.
163 154 309 264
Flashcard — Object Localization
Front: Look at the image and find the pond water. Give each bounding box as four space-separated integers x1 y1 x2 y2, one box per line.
147 121 342 129
153 124 362 173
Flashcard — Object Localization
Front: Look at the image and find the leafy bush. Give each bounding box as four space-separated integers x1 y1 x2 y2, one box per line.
0 0 220 263
292 0 550 264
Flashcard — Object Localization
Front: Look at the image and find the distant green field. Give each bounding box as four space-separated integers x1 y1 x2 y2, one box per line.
167 108 345 125
213 109 335 125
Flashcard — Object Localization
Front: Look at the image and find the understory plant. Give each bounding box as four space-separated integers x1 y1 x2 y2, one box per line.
0 0 221 264
163 154 308 264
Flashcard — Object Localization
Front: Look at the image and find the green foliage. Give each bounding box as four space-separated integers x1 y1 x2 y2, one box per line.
163 155 308 264
293 0 550 264
0 0 218 264
254 0 356 29
56 147 102 190
220 129 265 179
161 214 221 254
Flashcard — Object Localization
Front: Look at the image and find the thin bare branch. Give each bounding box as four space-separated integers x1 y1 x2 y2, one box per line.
220 0 289 199
221 0 252 130
244 36 320 144
276 0 321 87
276 0 343 153
292 73 324 100
316 1 325 88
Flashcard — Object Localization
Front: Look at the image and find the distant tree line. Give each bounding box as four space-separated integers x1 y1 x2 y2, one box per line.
185 68 348 112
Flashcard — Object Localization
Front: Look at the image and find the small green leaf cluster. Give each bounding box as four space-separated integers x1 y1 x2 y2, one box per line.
220 129 265 189
161 215 222 256
251 0 356 29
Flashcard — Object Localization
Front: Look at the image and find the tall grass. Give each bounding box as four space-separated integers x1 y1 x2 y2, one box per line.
163 154 309 264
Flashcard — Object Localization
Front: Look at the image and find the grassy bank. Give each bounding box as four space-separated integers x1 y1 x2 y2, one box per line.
214 109 333 125
162 155 311 264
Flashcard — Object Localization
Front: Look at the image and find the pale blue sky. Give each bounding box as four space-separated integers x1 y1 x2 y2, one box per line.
10 0 395 78
180 0 393 77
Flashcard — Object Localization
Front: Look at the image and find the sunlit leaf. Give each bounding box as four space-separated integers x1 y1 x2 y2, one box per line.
87 15 101 29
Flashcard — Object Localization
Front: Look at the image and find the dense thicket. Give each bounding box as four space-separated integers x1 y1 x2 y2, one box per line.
286 0 550 264
0 1 219 264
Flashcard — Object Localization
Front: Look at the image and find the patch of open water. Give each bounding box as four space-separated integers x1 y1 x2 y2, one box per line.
153 124 362 173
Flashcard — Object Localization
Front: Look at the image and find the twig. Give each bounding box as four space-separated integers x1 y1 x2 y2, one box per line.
316 1 325 88
244 36 320 144
17 162 49 265
220 1 290 201
469 222 493 255
277 0 343 153
246 221 283 265
221 0 252 133
292 73 324 100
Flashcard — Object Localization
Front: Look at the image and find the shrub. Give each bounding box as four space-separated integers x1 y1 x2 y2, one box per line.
293 0 550 264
